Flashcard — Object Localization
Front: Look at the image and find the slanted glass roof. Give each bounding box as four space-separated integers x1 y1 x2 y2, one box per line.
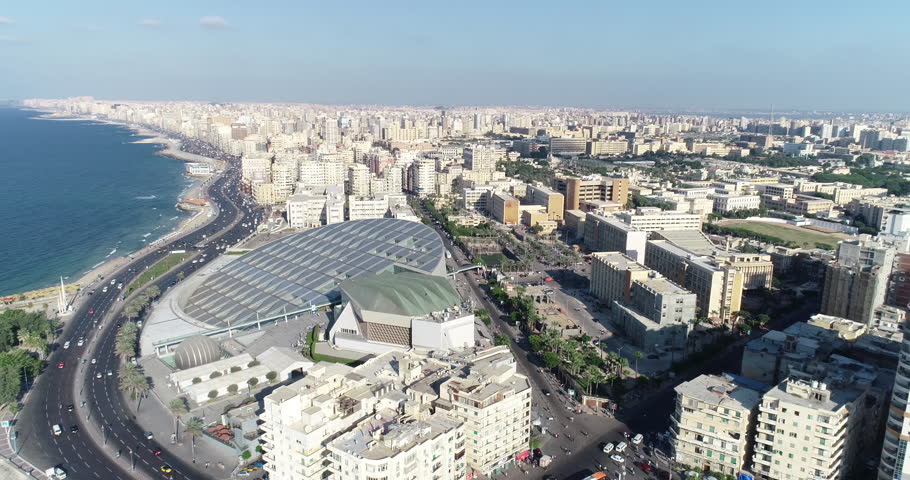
183 219 446 327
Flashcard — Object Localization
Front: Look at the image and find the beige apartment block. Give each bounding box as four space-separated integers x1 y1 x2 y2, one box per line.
490 191 520 225
525 184 564 221
671 374 765 476
752 378 879 480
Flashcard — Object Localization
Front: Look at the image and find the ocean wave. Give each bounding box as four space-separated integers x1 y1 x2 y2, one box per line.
142 233 151 238
135 195 157 200
105 248 117 258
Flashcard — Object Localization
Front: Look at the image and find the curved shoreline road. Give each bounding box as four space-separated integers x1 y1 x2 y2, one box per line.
16 141 262 480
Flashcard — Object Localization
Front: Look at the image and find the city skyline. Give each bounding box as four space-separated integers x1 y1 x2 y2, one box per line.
2 1 910 112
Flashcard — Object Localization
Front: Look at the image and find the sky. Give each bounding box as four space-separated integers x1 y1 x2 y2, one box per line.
1 1 909 112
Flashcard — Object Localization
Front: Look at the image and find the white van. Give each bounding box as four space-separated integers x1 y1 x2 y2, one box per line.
632 433 644 445
602 442 614 453
616 441 628 453
52 424 62 436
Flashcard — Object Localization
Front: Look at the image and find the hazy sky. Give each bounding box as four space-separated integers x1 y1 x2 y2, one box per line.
1 1 908 111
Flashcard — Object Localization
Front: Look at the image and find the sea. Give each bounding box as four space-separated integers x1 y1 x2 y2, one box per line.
0 108 193 296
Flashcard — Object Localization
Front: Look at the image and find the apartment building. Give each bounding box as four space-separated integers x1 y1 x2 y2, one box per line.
821 240 895 326
463 145 498 171
762 194 834 217
261 348 530 480
615 207 702 232
287 193 328 229
554 174 629 210
612 276 695 352
589 252 653 307
752 377 880 480
583 213 648 262
490 191 520 225
299 159 346 190
671 374 765 476
645 240 743 321
549 137 587 155
326 412 466 480
241 155 271 184
714 252 775 290
463 185 494 212
434 349 532 475
712 194 761 214
348 196 389 221
525 184 564 221
878 324 910 480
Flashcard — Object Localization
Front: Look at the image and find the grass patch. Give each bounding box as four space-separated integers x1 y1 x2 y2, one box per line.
718 221 839 249
127 253 191 295
478 253 508 266
225 250 250 256
311 353 361 366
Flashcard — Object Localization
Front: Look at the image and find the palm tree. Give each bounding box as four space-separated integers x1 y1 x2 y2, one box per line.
633 351 644 376
120 372 149 409
115 338 135 359
119 362 138 378
184 417 204 463
168 397 188 439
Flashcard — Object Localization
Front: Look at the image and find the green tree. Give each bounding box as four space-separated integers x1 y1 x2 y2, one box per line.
209 371 222 379
493 334 510 346
227 384 239 394
247 377 259 391
0 365 21 406
266 371 278 383
207 390 218 399
192 377 202 384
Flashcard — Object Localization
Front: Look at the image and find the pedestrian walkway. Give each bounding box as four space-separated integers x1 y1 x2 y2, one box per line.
0 410 49 480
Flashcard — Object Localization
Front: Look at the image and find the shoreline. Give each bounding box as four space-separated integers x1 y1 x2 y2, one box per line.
0 111 224 303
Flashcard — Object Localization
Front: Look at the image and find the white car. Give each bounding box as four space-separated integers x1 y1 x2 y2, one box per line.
602 442 614 453
616 441 628 453
610 454 624 464
632 433 644 445
90 358 96 364
52 424 62 436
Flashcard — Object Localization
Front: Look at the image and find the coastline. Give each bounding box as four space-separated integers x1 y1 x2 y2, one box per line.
0 111 223 306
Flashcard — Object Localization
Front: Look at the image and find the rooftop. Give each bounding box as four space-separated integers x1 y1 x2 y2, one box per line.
675 373 767 410
340 271 462 318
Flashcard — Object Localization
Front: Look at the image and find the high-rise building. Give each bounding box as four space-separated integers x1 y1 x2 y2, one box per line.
286 193 327 229
821 240 895 326
752 378 880 480
671 374 765 477
346 164 371 196
878 325 910 480
463 145 497 171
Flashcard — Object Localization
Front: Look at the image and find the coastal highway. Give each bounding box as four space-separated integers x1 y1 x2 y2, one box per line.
16 144 261 480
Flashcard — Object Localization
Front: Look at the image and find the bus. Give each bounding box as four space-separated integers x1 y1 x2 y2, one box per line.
581 473 607 480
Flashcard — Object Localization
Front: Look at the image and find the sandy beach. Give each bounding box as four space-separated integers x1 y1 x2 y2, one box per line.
0 115 224 315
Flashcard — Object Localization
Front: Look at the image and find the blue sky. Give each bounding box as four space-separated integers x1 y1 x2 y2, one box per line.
1 1 908 111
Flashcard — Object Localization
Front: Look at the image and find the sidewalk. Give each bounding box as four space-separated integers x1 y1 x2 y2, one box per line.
0 406 49 480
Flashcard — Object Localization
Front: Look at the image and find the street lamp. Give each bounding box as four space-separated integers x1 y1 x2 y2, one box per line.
128 447 135 471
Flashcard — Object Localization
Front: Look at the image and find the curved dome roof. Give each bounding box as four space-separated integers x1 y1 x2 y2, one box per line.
174 335 221 370
183 219 446 328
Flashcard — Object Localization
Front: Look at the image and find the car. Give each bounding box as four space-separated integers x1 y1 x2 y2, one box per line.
89 308 94 315
95 372 102 379
153 448 162 456
102 287 108 293
542 389 551 396
66 404 74 412
160 465 172 473
655 469 671 480
602 442 615 453
91 358 96 364
636 462 653 472
63 341 70 349
76 338 84 347
70 425 79 433
615 441 628 453
57 362 65 369
243 466 258 472
632 433 644 445
610 454 624 463
107 370 113 376
52 424 62 436
110 279 116 285
145 432 154 440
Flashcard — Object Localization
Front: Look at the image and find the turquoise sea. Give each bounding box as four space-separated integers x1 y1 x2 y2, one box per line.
0 108 191 295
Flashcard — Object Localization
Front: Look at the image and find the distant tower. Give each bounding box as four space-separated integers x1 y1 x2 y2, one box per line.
57 277 72 315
